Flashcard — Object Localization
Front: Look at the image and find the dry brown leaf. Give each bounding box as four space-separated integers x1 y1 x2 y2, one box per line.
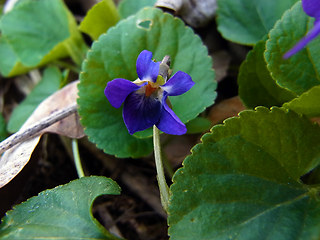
0 137 41 188
209 96 246 125
156 0 217 27
36 80 84 138
0 80 84 188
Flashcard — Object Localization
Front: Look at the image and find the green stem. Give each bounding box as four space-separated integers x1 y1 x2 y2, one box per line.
72 139 85 178
153 125 170 213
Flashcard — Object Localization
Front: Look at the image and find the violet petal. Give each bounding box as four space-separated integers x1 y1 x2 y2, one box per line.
123 92 162 134
161 71 195 96
302 0 320 19
105 78 141 108
136 50 160 82
284 21 320 58
156 99 187 135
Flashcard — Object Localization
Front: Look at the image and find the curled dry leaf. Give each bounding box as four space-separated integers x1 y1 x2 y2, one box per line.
156 0 217 27
0 80 84 188
35 81 84 138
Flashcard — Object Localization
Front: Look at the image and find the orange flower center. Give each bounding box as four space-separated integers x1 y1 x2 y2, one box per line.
145 82 158 97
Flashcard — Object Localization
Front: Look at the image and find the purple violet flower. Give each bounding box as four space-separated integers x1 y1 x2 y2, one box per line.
284 0 320 58
104 50 195 135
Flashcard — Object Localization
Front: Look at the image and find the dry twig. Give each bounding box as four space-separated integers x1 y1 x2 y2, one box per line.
0 104 78 155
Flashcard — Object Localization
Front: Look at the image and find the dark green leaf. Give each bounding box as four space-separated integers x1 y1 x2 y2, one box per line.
265 2 320 95
169 107 320 239
186 117 212 134
78 7 216 157
238 40 295 108
0 176 121 240
217 0 298 45
283 85 320 117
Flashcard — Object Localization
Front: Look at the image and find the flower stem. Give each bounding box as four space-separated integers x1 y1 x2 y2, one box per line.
153 125 170 213
72 139 85 178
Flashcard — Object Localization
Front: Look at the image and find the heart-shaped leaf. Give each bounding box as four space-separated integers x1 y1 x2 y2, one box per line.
0 0 86 76
265 2 320 95
0 176 122 240
169 107 320 239
238 40 295 108
79 0 119 40
217 0 298 45
78 7 216 158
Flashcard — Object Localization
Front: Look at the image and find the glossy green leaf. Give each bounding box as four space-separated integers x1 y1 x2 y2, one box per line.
0 0 86 76
265 2 320 95
283 85 320 117
78 7 216 158
0 176 121 240
79 0 120 40
238 40 295 108
217 0 298 45
169 107 320 240
0 113 7 141
7 67 62 132
118 0 156 19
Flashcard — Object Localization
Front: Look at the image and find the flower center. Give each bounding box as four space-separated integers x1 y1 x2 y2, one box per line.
145 82 159 97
